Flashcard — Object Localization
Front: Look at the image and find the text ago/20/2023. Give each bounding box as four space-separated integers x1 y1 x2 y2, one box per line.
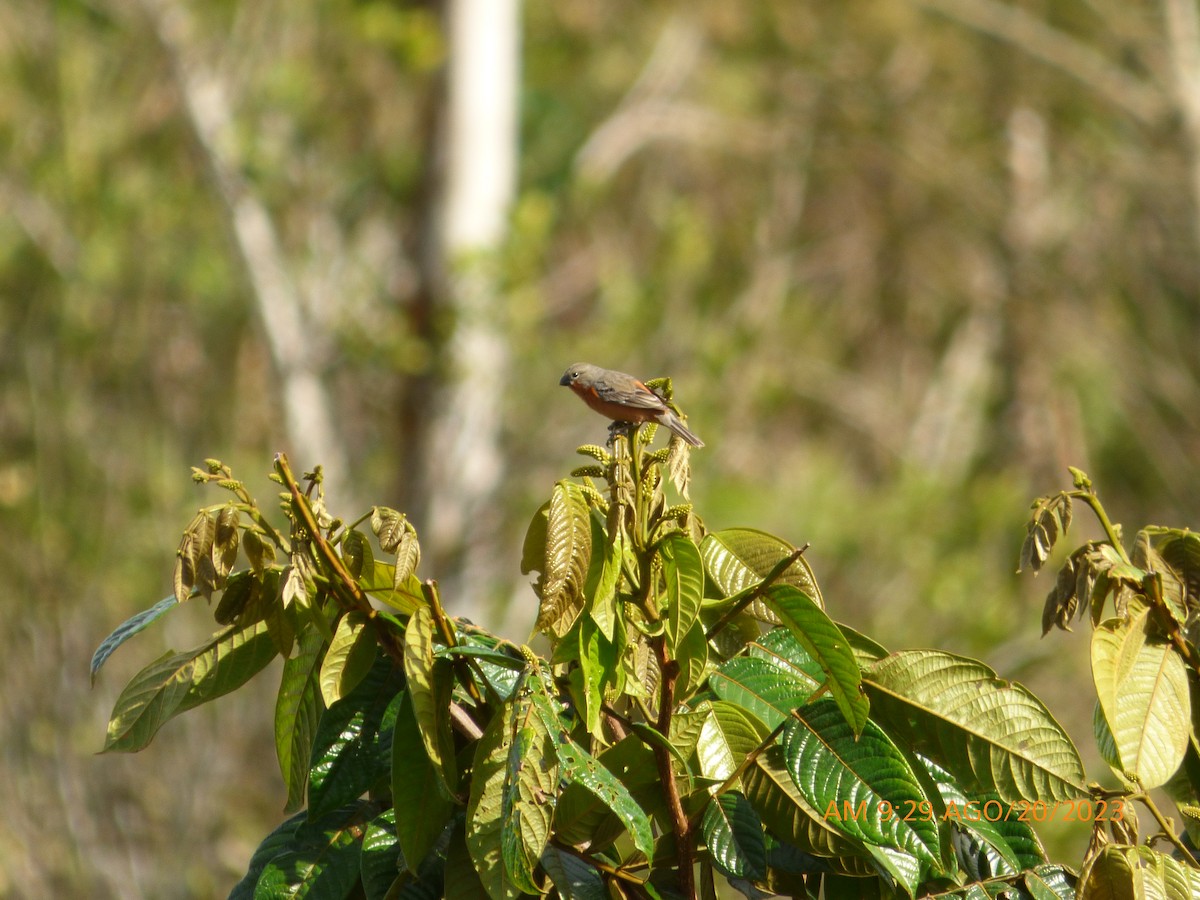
823 798 1128 825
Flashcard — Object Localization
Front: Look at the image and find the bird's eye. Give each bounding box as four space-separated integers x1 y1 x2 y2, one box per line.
570 371 579 379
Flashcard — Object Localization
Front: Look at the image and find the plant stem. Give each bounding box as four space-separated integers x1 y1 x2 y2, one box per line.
274 453 405 664
1069 490 1128 563
652 635 695 898
705 545 810 641
1135 791 1200 868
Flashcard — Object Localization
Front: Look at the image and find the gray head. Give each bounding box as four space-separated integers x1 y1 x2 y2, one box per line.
559 362 598 387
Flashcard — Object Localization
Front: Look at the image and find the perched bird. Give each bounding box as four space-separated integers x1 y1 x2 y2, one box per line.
559 362 704 447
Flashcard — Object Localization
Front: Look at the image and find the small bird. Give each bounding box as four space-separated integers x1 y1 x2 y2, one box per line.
559 362 704 447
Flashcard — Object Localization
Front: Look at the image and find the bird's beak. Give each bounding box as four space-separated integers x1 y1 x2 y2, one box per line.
559 373 571 386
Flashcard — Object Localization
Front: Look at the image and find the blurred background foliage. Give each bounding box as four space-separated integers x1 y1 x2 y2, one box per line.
3 0 1200 895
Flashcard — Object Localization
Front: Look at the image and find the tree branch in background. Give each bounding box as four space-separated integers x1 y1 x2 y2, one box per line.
139 0 351 501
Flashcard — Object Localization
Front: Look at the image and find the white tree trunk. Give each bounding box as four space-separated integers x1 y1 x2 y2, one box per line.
425 0 521 617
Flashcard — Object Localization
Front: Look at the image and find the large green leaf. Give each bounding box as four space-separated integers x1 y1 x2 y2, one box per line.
90 595 180 683
403 605 458 795
783 700 944 872
392 691 454 870
466 715 526 900
251 800 377 899
496 672 559 895
536 481 593 638
229 810 307 900
761 585 868 736
702 791 767 881
1091 607 1190 788
700 528 823 613
865 650 1087 802
553 735 661 854
587 514 623 642
103 619 276 752
308 656 404 820
743 745 873 871
360 809 402 900
660 532 704 654
276 626 326 813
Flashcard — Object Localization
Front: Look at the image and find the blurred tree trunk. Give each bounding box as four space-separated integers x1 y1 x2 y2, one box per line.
405 0 520 618
141 0 351 500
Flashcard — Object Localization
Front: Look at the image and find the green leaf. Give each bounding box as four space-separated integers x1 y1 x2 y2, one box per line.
308 656 404 820
553 735 662 854
865 650 1087 802
586 514 620 642
1079 844 1200 899
500 719 557 894
541 843 606 900
320 612 378 707
761 585 868 736
361 809 402 900
276 627 326 813
577 615 616 735
783 700 944 871
536 480 593 638
703 791 767 881
403 605 458 795
1092 607 1190 788
675 618 710 699
252 800 377 899
554 732 655 857
696 700 768 785
90 595 179 683
520 499 550 576
102 619 277 752
360 560 424 615
392 690 455 870
660 532 704 655
229 810 307 900
371 506 407 554
743 745 872 867
700 528 823 615
709 655 814 730
340 529 373 579
465 716 526 900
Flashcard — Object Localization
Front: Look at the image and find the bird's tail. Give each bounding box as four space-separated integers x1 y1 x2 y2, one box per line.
659 411 704 448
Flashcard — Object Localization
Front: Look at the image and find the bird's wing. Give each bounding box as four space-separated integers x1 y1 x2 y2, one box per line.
594 378 665 410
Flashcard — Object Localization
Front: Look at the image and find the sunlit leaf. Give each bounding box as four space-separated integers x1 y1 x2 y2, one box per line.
536 481 592 638
251 800 377 899
320 612 377 707
308 656 404 820
275 627 325 813
783 700 944 871
696 700 768 786
700 527 822 612
762 585 868 736
103 619 276 752
403 605 458 795
865 650 1087 802
466 716 525 900
660 532 704 655
1092 607 1190 788
1079 844 1200 900
360 809 402 900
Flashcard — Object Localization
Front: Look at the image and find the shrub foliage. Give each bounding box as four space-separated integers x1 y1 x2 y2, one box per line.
95 426 1200 898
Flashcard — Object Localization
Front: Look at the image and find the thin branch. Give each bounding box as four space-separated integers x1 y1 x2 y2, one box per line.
705 545 810 642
